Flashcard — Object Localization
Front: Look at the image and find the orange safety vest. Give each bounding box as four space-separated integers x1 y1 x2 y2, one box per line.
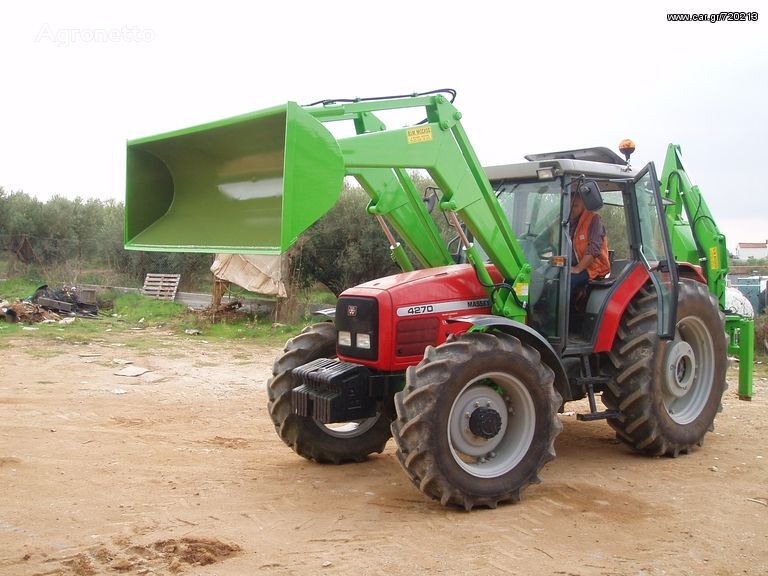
573 211 610 280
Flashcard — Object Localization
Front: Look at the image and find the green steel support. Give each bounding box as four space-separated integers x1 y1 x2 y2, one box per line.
726 315 754 400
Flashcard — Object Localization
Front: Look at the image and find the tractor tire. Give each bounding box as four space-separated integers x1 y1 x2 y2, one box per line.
391 332 562 510
267 323 393 464
602 279 727 456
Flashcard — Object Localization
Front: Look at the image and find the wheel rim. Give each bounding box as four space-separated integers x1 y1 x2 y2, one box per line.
662 316 714 424
316 415 380 438
447 372 535 478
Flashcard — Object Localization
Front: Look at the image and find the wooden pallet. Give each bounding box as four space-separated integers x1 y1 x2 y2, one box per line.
140 273 181 301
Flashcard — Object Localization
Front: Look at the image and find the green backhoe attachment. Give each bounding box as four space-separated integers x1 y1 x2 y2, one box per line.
660 144 753 399
125 102 345 254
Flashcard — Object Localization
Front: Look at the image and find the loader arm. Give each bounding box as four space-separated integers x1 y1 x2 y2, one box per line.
302 104 452 271
326 98 531 320
125 95 531 321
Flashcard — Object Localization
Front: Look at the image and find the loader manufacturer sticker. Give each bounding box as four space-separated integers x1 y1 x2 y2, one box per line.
514 283 529 297
396 298 490 317
407 126 433 144
709 246 720 270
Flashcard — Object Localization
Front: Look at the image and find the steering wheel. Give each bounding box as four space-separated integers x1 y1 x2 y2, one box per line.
520 228 556 261
518 233 561 307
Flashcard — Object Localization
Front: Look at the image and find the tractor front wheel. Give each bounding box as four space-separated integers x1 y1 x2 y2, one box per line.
392 332 562 510
602 280 727 456
267 323 394 463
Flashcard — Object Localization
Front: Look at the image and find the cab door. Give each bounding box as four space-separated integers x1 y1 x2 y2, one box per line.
631 163 679 338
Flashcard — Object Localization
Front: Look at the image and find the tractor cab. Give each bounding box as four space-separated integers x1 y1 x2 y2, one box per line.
483 146 679 355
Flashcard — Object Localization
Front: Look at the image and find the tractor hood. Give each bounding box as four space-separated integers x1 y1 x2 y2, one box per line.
345 263 501 304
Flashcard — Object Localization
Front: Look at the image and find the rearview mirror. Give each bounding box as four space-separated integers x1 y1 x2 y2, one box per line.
578 181 603 212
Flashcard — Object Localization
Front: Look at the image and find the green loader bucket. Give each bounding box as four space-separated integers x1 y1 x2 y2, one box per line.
125 102 345 254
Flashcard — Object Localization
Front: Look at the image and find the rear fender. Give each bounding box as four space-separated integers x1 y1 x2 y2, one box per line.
677 262 707 284
592 263 651 352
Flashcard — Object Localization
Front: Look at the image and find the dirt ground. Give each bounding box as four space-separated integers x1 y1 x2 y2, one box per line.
1 328 766 576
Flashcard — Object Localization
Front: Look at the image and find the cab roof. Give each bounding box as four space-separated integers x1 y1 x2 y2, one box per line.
484 146 638 182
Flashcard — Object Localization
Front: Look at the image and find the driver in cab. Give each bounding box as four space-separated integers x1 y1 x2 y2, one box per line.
569 188 610 298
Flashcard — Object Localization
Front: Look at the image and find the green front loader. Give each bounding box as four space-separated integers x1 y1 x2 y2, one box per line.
126 93 753 509
127 103 345 255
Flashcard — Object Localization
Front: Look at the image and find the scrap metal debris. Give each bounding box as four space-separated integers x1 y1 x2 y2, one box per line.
1 284 102 324
32 285 99 318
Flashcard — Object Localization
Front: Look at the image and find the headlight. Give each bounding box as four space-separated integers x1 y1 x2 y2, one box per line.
338 331 352 347
356 333 371 349
537 167 555 180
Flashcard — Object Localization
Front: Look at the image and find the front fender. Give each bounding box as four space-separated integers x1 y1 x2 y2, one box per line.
449 314 570 403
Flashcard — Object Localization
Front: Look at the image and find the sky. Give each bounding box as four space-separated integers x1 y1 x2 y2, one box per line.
0 1 766 250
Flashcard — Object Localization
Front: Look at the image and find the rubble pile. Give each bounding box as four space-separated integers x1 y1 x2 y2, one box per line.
193 301 253 323
1 283 101 324
2 300 61 323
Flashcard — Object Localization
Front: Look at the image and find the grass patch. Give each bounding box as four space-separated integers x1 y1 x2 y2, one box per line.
109 291 186 323
178 313 306 347
302 283 337 306
122 336 164 351
24 347 62 359
0 277 44 300
0 286 312 347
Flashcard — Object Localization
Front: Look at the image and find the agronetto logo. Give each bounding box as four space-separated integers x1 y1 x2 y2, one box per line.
35 24 156 47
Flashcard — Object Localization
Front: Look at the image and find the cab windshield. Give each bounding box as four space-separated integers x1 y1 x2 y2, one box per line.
476 179 565 338
476 179 564 261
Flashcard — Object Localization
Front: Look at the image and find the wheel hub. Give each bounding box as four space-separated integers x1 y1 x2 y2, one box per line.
468 407 503 439
664 340 696 398
449 387 509 458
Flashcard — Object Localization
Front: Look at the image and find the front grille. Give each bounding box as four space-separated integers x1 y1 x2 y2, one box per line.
396 317 440 357
335 296 378 360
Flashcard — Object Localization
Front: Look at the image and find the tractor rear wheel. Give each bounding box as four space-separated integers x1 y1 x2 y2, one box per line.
267 323 394 463
602 280 727 456
391 332 562 510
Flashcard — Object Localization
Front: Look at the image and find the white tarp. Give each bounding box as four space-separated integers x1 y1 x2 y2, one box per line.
725 286 754 318
210 254 287 298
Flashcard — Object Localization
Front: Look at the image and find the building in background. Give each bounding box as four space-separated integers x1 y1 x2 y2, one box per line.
734 241 768 260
